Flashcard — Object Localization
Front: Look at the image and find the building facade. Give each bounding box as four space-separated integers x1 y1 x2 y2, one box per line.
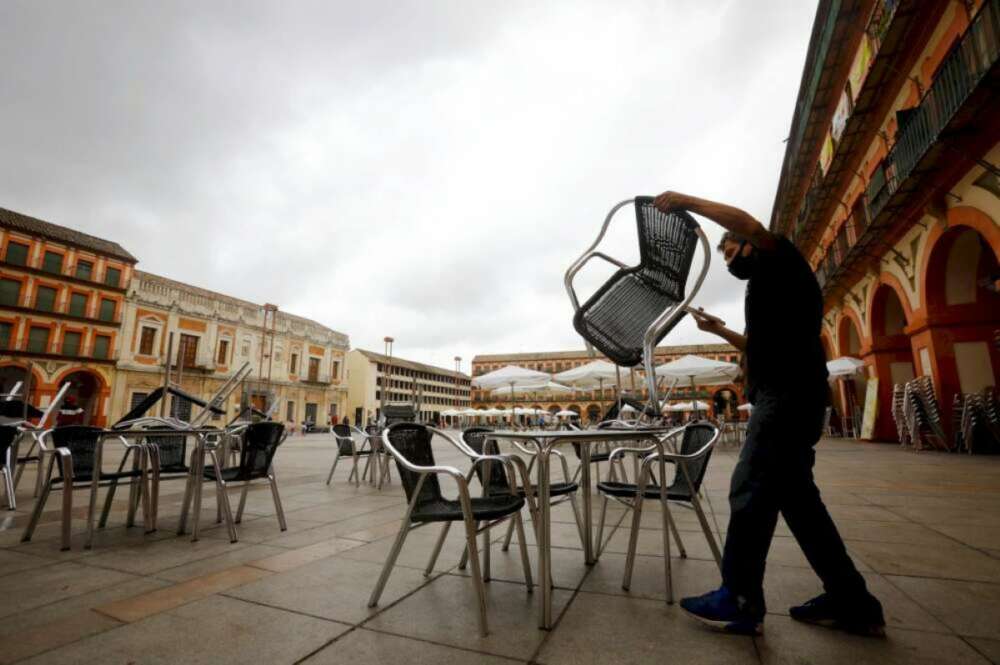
471 344 742 421
0 207 137 426
770 0 1000 440
346 349 471 425
114 271 350 428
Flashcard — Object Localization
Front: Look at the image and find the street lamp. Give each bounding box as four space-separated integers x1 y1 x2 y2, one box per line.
454 356 461 373
381 336 394 423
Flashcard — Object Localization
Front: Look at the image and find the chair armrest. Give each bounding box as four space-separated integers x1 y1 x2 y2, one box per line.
380 430 463 480
608 445 656 464
564 198 635 314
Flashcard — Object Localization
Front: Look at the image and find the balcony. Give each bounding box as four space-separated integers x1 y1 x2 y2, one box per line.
0 338 117 364
820 0 1000 295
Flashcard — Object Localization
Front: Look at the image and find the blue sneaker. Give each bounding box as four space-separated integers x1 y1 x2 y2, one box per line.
680 587 764 635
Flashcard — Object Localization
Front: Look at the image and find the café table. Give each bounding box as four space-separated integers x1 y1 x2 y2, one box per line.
489 426 675 629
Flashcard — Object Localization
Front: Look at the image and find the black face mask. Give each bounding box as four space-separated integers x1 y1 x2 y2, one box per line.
727 241 756 280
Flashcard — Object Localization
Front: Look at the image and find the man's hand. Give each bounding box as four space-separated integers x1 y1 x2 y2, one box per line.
690 307 725 335
653 191 690 213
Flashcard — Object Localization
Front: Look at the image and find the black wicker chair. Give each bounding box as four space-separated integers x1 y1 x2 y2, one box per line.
326 424 374 487
460 427 586 553
21 426 148 550
192 421 288 541
565 197 709 412
1 425 18 510
368 422 532 637
595 422 722 603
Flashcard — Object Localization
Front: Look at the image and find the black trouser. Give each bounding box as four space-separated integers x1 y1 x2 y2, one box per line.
721 390 869 614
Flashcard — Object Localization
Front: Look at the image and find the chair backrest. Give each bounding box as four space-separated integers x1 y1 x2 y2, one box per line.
148 432 189 470
0 424 17 462
384 422 443 508
50 426 105 479
333 423 355 455
573 200 700 367
667 422 718 499
461 427 508 492
238 422 286 479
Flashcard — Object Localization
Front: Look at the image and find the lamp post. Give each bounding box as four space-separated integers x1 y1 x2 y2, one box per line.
381 336 394 423
454 356 461 373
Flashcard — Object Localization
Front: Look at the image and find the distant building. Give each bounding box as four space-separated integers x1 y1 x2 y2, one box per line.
471 344 742 421
0 207 137 425
770 0 1000 439
115 271 350 427
346 349 471 425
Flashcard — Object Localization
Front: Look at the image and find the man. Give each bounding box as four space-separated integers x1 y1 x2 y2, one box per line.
652 191 884 637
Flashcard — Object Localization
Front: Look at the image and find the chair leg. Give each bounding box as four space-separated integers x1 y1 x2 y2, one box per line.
368 518 413 607
458 522 475 570
268 470 287 531
208 453 237 543
2 466 15 510
177 448 198 536
595 495 609 557
501 515 516 552
482 525 491 582
660 498 674 604
326 450 341 485
425 522 451 576
513 513 533 592
622 498 643 591
461 513 489 637
667 509 687 558
690 492 723 570
59 457 74 551
99 479 118 528
21 458 55 544
567 494 587 551
236 481 251 524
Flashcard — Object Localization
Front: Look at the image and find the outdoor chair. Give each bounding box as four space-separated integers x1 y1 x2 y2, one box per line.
326 424 374 487
21 426 149 551
0 425 18 509
565 197 710 413
595 422 722 603
189 421 288 541
368 422 532 637
460 427 586 555
570 420 629 484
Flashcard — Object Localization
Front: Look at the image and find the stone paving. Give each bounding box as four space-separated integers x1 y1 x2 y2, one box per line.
1 432 999 664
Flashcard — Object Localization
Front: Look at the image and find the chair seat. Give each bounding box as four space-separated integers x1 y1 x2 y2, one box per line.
412 495 525 523
490 481 579 498
597 480 692 501
203 466 265 483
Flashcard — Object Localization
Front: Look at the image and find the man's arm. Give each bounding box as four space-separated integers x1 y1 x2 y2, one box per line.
690 308 746 351
653 191 776 250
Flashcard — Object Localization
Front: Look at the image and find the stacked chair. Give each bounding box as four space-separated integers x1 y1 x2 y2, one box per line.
368 422 532 636
957 388 1000 454
901 377 950 451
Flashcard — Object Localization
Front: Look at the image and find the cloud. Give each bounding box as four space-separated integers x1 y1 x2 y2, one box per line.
0 0 817 371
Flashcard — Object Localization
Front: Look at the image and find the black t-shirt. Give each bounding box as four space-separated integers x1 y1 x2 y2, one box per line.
743 235 829 402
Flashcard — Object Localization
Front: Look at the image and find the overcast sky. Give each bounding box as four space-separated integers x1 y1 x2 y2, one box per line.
1 0 816 373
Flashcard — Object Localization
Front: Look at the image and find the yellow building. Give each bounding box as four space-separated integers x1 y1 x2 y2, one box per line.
0 207 136 426
114 271 350 427
770 0 1000 440
471 344 742 421
346 349 471 425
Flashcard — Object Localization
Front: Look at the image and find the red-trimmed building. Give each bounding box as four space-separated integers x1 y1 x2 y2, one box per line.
770 0 1000 440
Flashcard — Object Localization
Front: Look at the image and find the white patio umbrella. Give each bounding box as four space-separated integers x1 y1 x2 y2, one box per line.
669 400 711 412
473 365 552 417
826 356 866 378
655 354 740 419
555 409 578 418
555 360 620 415
490 381 573 397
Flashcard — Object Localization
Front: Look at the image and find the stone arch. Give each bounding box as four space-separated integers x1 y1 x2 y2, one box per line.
836 310 864 356
868 273 914 339
0 362 45 405
585 403 601 423
53 367 109 427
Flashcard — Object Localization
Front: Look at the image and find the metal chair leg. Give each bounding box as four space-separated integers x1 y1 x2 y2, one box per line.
99 479 118 528
3 465 15 510
501 515 516 552
660 497 673 604
622 497 643 591
59 456 74 551
690 491 723 569
236 481 251 523
268 470 287 531
461 512 489 637
482 525 491 582
177 447 198 536
513 513 533 592
667 509 687 558
369 518 413 607
567 494 587 551
595 495 609 557
425 522 451 576
21 454 57 543
208 452 237 543
326 450 341 485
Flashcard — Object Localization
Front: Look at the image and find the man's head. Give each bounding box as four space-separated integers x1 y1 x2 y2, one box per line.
717 230 757 280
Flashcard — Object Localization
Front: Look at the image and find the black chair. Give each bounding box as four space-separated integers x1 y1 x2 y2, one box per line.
1 425 18 510
368 423 532 637
461 427 586 553
326 424 374 487
22 426 149 551
191 421 288 541
595 422 722 603
565 197 709 412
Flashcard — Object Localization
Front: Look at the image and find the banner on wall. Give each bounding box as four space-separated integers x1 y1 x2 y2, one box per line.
860 377 879 440
832 87 852 141
819 132 835 175
848 34 873 102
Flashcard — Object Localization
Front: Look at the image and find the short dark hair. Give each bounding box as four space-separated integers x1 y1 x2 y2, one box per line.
716 230 749 253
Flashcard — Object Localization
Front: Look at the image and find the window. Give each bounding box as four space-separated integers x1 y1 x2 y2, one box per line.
130 392 150 411
290 353 298 374
69 293 88 317
75 260 93 280
0 278 21 306
331 361 340 380
27 326 50 353
92 334 110 359
308 357 320 382
5 242 28 266
139 326 156 355
286 400 295 421
104 267 121 287
179 334 198 367
42 252 62 275
98 298 116 322
241 338 250 356
217 339 229 365
42 251 63 274
35 286 57 312
0 322 11 349
61 331 82 356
